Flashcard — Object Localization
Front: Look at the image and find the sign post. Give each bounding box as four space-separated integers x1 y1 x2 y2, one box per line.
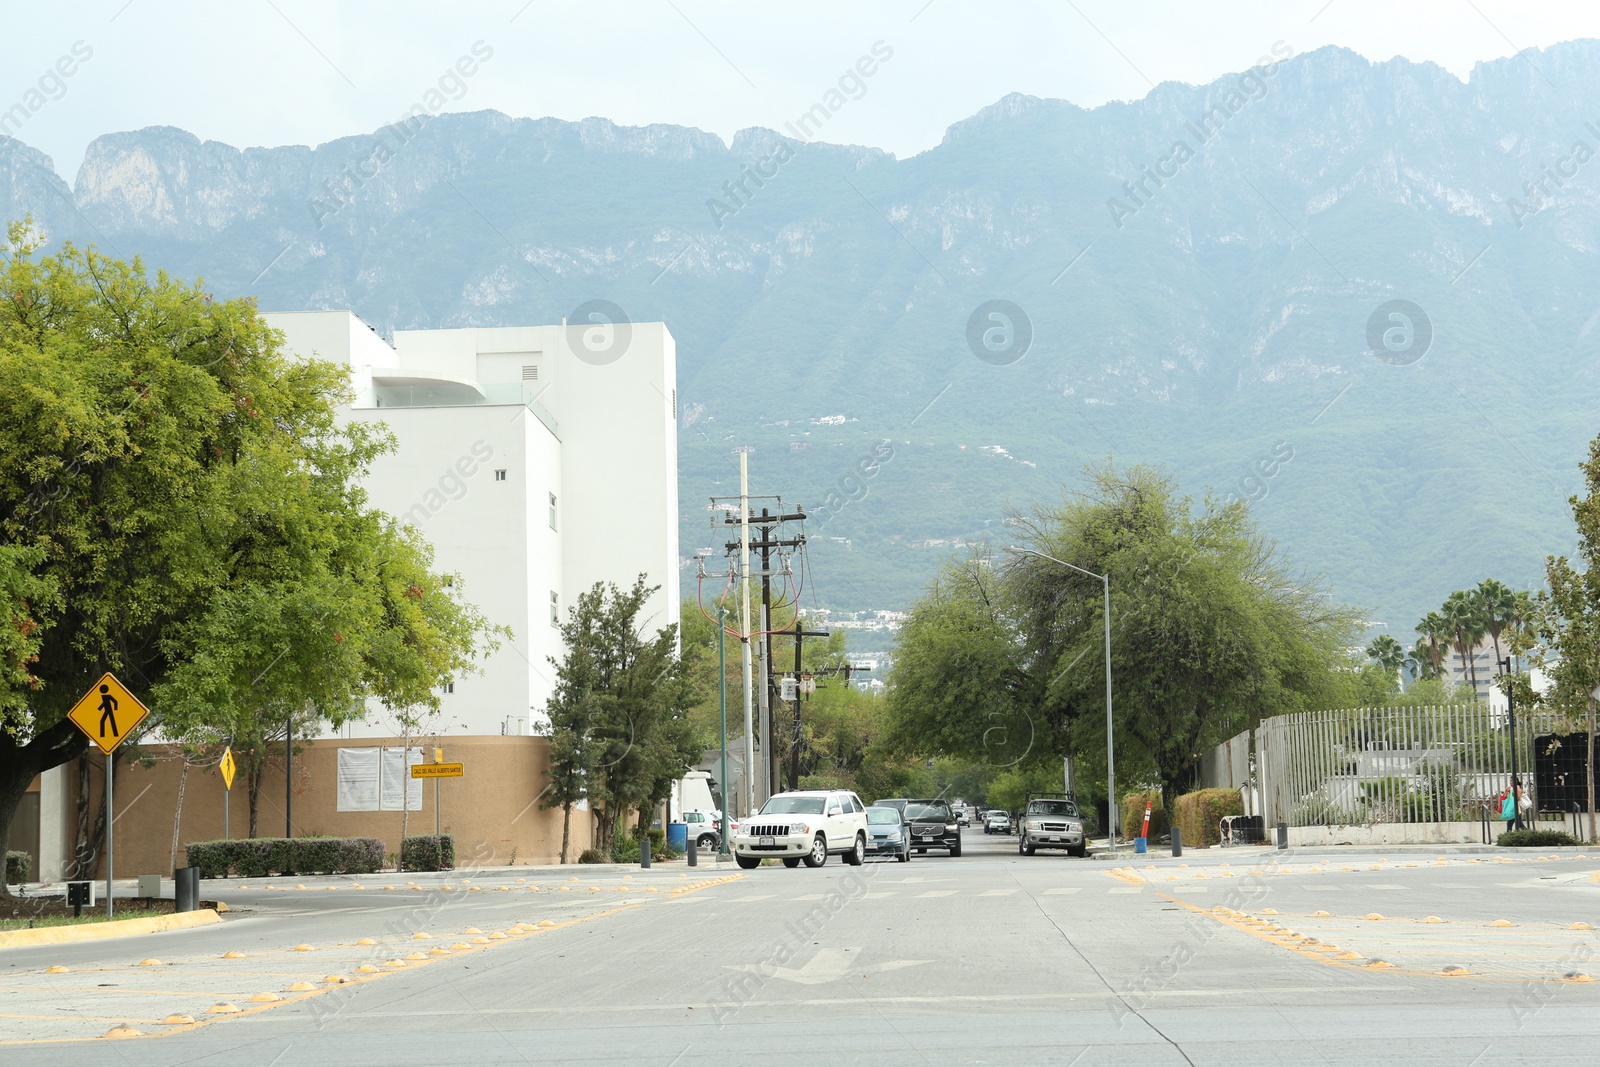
411 761 463 850
220 747 237 840
66 673 150 919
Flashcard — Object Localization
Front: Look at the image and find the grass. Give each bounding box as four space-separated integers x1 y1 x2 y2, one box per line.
0 899 174 931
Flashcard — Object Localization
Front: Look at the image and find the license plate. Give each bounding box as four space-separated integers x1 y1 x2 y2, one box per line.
759 836 774 846
920 833 935 839
1048 836 1061 841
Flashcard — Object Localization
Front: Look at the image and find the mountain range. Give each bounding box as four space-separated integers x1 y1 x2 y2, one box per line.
6 41 1600 645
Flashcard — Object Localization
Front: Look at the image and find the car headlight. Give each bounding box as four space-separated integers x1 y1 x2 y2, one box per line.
886 831 902 841
945 823 958 832
790 822 811 836
1067 822 1082 833
1026 819 1042 830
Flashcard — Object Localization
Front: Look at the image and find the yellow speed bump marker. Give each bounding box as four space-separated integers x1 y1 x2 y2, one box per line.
223 951 247 958
357 938 377 945
411 932 432 939
250 992 281 1003
452 943 472 950
1569 923 1593 930
405 952 427 961
293 944 315 952
1313 911 1331 917
356 964 381 973
471 936 490 944
137 958 162 967
103 1024 144 1039
321 975 348 984
46 965 69 973
208 1003 242 1014
428 947 451 956
538 919 555 927
1364 914 1384 921
489 932 508 940
287 982 316 992
463 927 483 934
1564 972 1594 982
1422 916 1444 923
1441 966 1470 975
1490 919 1514 927
161 1014 195 1025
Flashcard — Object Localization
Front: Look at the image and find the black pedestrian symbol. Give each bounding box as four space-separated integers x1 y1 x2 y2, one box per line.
97 684 119 738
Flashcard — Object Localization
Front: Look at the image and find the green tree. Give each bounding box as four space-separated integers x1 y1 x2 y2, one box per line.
1442 590 1487 695
542 577 700 858
888 464 1359 805
0 229 495 889
1478 578 1518 671
1415 612 1452 682
1367 634 1405 677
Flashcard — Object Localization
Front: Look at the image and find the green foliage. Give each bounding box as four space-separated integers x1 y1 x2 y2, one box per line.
610 836 641 864
1497 829 1579 847
1172 788 1242 848
183 837 385 878
5 849 29 883
887 463 1361 801
576 848 609 864
400 834 455 872
1122 790 1167 840
542 577 699 856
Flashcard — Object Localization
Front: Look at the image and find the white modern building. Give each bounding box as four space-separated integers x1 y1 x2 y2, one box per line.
264 310 680 738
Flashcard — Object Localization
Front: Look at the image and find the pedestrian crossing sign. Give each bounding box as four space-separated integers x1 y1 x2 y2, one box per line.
67 672 150 755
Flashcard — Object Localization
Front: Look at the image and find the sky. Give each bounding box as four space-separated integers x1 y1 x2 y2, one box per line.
3 0 1599 179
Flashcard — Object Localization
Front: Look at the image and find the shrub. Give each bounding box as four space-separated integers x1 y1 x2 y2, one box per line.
5 850 29 884
1498 829 1580 847
1121 791 1167 841
576 848 609 864
1171 788 1243 849
183 837 385 878
400 835 455 872
610 837 641 864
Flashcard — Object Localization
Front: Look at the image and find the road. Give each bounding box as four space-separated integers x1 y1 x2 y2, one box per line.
3 830 1599 1064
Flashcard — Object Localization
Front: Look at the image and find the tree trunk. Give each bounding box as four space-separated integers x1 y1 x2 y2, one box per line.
72 755 93 878
170 760 190 876
0 719 88 899
560 803 572 864
247 759 263 839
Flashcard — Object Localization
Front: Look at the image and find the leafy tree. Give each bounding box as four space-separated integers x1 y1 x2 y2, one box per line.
1478 578 1518 670
1415 612 1452 682
888 464 1360 805
0 229 495 890
542 577 700 858
1442 590 1487 694
1367 634 1405 677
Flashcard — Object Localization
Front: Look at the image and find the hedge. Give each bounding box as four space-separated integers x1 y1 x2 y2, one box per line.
1121 790 1167 841
1171 788 1242 849
576 848 609 864
184 837 385 878
1498 829 1580 847
401 835 455 872
5 850 29 884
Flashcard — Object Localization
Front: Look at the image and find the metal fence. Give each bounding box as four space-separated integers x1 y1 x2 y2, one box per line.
1256 704 1557 828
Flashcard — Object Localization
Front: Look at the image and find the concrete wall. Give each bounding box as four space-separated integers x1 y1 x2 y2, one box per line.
59 736 594 879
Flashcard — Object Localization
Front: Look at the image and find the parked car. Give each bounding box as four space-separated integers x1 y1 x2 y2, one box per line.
733 789 869 869
865 805 912 862
905 799 962 856
984 810 1012 835
682 810 722 850
872 798 910 814
1017 794 1087 857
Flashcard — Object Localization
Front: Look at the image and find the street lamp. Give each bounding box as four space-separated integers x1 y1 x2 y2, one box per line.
1006 546 1117 851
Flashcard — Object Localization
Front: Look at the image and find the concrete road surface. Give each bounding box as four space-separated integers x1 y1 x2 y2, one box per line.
4 835 1599 1064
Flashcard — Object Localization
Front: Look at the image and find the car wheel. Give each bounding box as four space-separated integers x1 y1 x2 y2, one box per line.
1018 839 1035 856
735 854 760 869
1070 844 1087 858
950 840 962 858
898 843 909 862
782 857 801 868
803 834 829 868
843 833 865 866
697 834 717 850
915 848 925 854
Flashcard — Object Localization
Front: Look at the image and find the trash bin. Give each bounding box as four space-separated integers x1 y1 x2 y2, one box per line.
174 867 200 913
1133 837 1148 854
666 822 687 851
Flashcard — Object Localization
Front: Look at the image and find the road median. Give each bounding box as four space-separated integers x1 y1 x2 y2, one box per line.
0 907 223 950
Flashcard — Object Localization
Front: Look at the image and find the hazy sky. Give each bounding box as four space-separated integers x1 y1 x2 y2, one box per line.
4 0 1598 177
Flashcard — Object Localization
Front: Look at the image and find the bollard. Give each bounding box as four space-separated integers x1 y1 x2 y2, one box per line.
640 835 652 869
1171 827 1183 858
687 834 698 867
1276 821 1289 850
174 867 200 913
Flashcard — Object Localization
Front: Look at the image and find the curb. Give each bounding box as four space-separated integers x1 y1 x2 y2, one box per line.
0 907 222 950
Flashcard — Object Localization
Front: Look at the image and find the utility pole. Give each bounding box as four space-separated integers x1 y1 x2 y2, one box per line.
788 621 830 791
723 506 805 803
736 450 755 818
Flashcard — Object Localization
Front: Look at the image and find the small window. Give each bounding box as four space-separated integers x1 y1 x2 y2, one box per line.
494 469 507 481
521 364 539 380
548 492 557 531
444 682 454 694
550 590 559 627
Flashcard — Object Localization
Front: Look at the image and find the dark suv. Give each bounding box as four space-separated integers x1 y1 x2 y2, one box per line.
904 799 961 857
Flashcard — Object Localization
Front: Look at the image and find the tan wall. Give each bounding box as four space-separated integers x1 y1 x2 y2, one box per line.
64 736 595 877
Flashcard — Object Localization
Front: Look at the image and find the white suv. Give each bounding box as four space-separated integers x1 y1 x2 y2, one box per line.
733 789 869 869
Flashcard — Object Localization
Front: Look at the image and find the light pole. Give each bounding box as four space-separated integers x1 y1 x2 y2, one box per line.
1498 655 1523 831
718 605 730 856
1007 546 1117 852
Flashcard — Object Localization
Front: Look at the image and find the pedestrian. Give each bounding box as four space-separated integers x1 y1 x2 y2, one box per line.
1499 784 1517 832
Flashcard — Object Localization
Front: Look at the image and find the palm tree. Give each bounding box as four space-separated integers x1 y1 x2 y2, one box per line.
1477 578 1517 673
1416 611 1452 682
1442 590 1488 696
1367 634 1405 676
1406 641 1439 682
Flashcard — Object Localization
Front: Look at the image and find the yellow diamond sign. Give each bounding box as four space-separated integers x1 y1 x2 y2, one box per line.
220 747 237 791
67 672 150 755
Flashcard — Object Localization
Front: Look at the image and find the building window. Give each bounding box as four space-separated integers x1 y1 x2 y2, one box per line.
444 681 455 694
549 492 557 530
495 469 507 481
550 590 559 626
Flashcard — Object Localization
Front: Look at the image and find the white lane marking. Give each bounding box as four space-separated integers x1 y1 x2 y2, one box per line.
1109 888 1143 894
980 888 1018 897
864 891 895 899
1042 888 1082 895
1364 884 1406 890
727 894 775 902
916 890 957 898
790 893 826 901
